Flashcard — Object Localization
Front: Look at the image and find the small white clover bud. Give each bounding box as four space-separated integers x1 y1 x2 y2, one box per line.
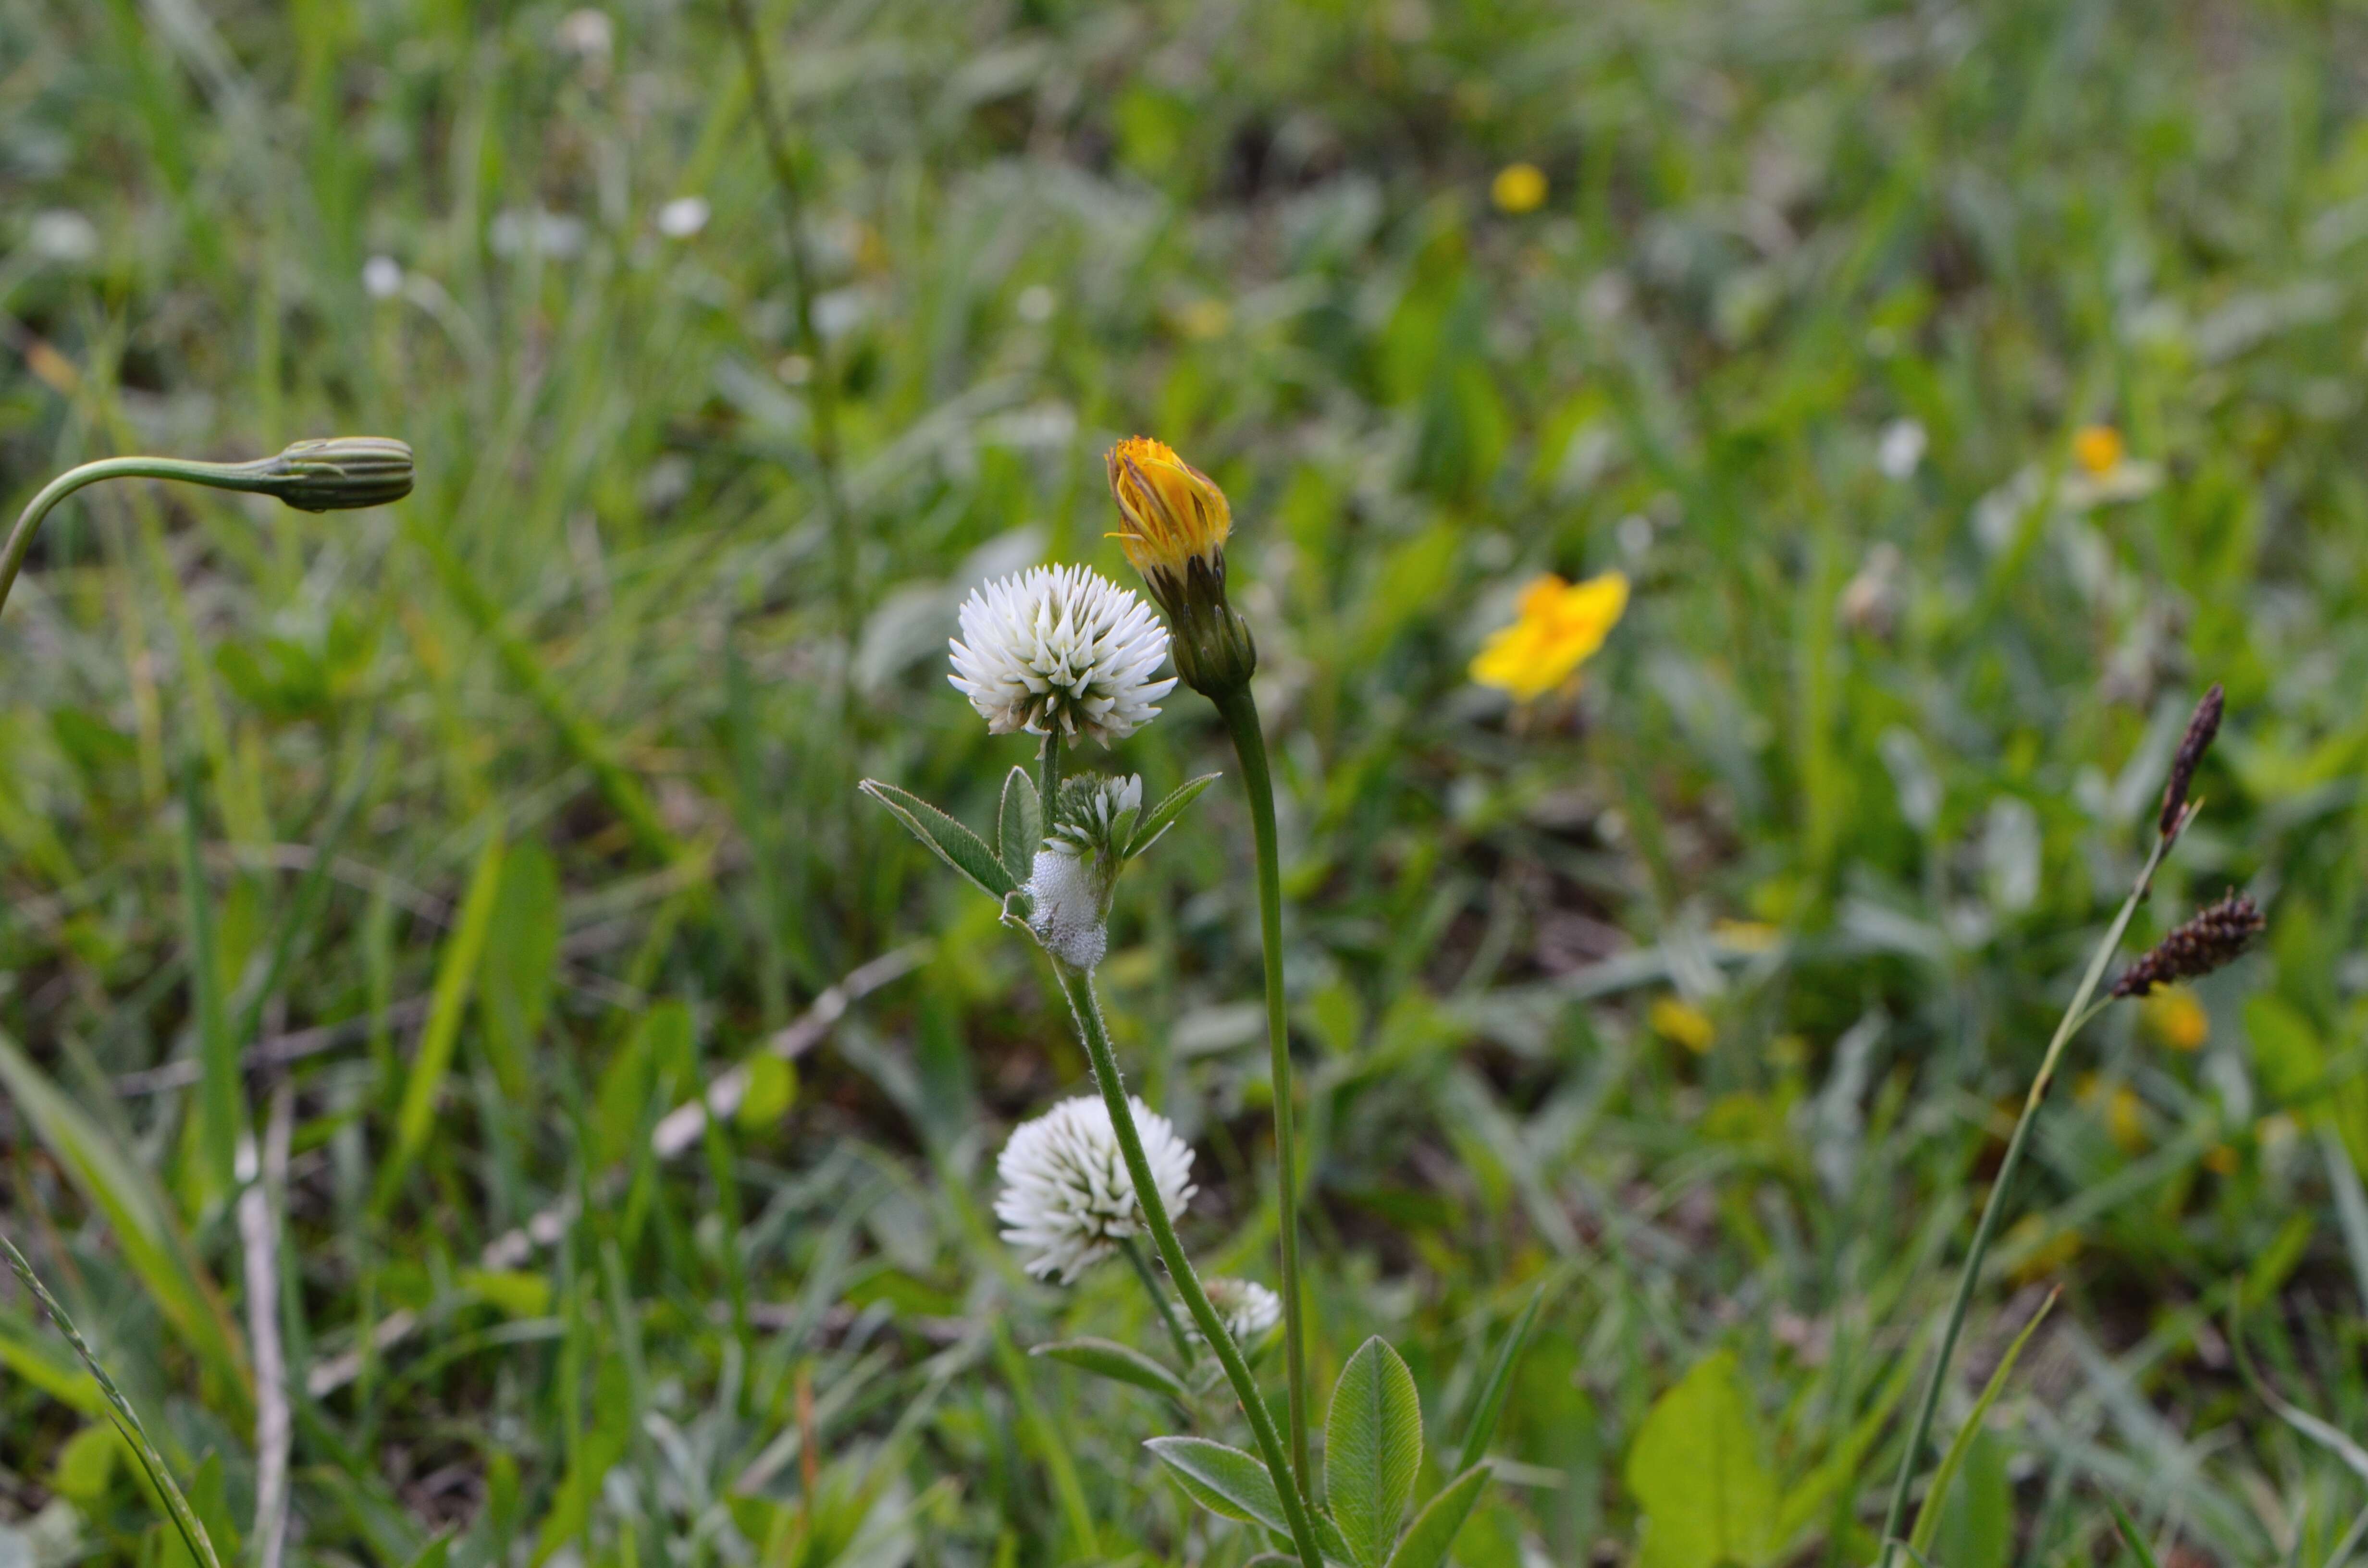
1197 1277 1283 1345
994 1095 1197 1283
948 565 1175 745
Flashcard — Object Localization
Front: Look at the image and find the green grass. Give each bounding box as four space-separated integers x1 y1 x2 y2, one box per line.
4 0 2368 1563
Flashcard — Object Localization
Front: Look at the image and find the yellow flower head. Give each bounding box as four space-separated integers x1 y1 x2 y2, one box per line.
2140 986 2208 1052
1469 571 1629 701
1649 995 1714 1054
1106 436 1256 698
1492 162 1548 215
2072 423 2124 476
1107 436 1231 589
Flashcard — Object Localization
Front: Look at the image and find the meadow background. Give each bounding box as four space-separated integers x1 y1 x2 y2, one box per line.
4 0 2368 1564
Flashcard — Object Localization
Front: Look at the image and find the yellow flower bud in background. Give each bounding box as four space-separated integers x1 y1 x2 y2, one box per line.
2140 986 2208 1052
1469 571 1628 701
2072 423 2124 476
1492 162 1547 214
1649 995 1715 1055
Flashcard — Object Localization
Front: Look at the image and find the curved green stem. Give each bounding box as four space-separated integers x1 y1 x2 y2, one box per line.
1213 686 1311 1493
1874 831 2171 1564
1121 1236 1197 1371
1 456 280 622
1051 961 1325 1568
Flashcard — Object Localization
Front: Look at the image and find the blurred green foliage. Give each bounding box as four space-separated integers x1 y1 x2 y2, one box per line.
3 0 2368 1563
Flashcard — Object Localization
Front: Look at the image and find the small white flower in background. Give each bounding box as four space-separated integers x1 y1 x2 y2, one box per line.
28 210 97 265
1016 284 1058 323
948 565 1174 744
1196 1277 1282 1345
555 8 614 61
995 1095 1196 1282
1877 417 1927 480
361 256 404 299
656 196 709 239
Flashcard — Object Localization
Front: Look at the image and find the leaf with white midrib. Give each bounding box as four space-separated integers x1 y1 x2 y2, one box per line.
1326 1336 1422 1567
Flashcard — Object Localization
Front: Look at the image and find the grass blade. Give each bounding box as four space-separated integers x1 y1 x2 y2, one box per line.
1 1234 224 1568
1453 1283 1546 1476
1909 1287 2057 1556
373 816 506 1215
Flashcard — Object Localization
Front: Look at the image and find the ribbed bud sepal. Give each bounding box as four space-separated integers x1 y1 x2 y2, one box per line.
1151 555 1258 699
257 437 415 512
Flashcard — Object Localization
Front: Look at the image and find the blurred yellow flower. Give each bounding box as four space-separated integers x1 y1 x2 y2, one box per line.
2076 1072 2147 1153
2005 1213 2080 1284
1712 919 1781 954
1492 162 1547 214
1176 298 1232 340
2141 986 2208 1052
2072 423 2124 476
2203 1143 2239 1176
1649 995 1715 1054
1469 571 1628 701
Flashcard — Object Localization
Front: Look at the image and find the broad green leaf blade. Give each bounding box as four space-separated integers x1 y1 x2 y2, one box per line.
1327 1336 1423 1567
1147 1437 1281 1529
1908 1289 2056 1556
374 818 506 1215
1033 1337 1188 1404
859 779 1016 898
998 766 1041 884
1454 1284 1547 1476
1624 1350 1777 1568
1126 772 1221 859
0 1035 249 1403
1382 1466 1490 1568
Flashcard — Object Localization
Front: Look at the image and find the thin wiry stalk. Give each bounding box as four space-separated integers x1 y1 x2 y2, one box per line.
1875 828 2175 1564
720 0 858 689
1051 961 1326 1568
0 1234 224 1568
1120 1236 1198 1370
1213 686 1311 1492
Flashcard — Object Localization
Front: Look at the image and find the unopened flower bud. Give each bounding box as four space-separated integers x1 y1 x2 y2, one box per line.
1106 436 1257 698
258 437 415 513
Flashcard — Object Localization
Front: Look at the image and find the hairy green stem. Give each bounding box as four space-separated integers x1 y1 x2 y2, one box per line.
1052 962 1325 1568
3 457 269 622
1875 830 2172 1564
1121 1236 1198 1371
1038 729 1062 819
1213 686 1311 1493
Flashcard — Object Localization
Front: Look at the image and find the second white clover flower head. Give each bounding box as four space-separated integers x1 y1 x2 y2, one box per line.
995 1094 1197 1282
1050 774 1143 858
948 565 1175 745
1197 1277 1283 1345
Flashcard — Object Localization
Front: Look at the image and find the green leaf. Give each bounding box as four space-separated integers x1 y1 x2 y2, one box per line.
998 766 1042 883
2102 1494 2163 1568
1624 1349 1777 1568
375 816 507 1215
860 779 1016 898
1908 1289 2055 1557
480 836 561 1098
1033 1336 1188 1404
1126 772 1221 859
1327 1336 1423 1567
1454 1284 1547 1475
1383 1466 1490 1568
1146 1435 1357 1562
735 1052 798 1131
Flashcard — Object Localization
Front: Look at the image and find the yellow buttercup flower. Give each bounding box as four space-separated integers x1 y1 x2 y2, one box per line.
2072 424 2124 476
1106 435 1256 698
2141 986 2208 1052
1492 162 1547 214
1469 571 1629 701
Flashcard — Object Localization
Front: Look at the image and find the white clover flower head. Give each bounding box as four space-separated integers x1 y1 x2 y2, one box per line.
948 566 1175 745
1196 1277 1283 1345
1025 846 1110 970
996 1095 1196 1282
